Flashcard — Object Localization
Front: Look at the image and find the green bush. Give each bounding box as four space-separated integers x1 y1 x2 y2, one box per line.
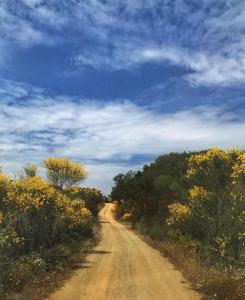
0 226 23 257
41 244 72 269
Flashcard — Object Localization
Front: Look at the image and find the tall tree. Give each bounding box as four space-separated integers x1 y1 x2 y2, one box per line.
43 157 87 189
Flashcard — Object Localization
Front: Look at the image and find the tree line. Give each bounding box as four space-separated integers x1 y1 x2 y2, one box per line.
111 148 245 299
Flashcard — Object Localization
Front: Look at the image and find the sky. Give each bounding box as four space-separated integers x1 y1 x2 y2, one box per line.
0 0 245 194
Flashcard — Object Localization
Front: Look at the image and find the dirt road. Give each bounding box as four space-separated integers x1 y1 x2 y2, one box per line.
48 203 201 300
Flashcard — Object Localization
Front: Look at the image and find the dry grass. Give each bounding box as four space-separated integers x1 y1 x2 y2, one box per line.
140 235 245 300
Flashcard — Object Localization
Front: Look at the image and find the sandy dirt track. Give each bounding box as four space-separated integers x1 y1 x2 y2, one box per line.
48 203 201 300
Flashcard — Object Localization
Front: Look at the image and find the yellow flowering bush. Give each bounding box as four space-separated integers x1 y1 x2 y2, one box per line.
43 157 87 188
0 173 10 208
0 159 104 296
232 152 245 180
7 176 59 211
189 186 210 202
1 176 93 254
64 199 92 229
167 203 190 225
186 148 233 185
168 148 245 259
65 185 82 196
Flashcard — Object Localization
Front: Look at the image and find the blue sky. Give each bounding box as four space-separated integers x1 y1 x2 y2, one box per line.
0 0 245 193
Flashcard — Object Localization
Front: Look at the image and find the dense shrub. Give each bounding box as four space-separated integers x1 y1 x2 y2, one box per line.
0 255 46 292
41 244 72 269
112 148 245 299
43 157 87 189
65 186 106 216
0 158 105 296
0 176 92 255
0 173 10 210
168 148 245 261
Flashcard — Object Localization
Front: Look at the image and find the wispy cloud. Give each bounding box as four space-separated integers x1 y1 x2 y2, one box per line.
70 1 245 86
0 79 245 192
1 2 245 193
136 47 245 86
2 1 245 85
0 0 66 47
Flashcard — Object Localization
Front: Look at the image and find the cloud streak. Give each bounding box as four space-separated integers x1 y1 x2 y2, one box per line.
0 80 245 192
1 2 245 192
70 0 245 86
1 1 245 85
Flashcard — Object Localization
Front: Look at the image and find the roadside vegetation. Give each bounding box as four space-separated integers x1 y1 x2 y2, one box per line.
0 158 105 299
111 148 245 300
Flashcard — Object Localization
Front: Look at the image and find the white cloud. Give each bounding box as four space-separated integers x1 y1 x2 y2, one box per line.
0 4 46 46
21 0 42 7
74 44 245 86
69 0 245 86
85 163 138 195
0 80 245 193
136 47 245 86
1 1 245 85
0 1 66 47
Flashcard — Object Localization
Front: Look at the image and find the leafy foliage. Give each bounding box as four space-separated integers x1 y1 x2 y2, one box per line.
43 157 87 189
111 152 191 221
0 158 105 295
65 186 106 216
18 163 38 178
111 148 245 299
168 148 245 260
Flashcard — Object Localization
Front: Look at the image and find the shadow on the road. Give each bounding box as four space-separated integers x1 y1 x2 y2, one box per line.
70 262 91 270
84 249 111 255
